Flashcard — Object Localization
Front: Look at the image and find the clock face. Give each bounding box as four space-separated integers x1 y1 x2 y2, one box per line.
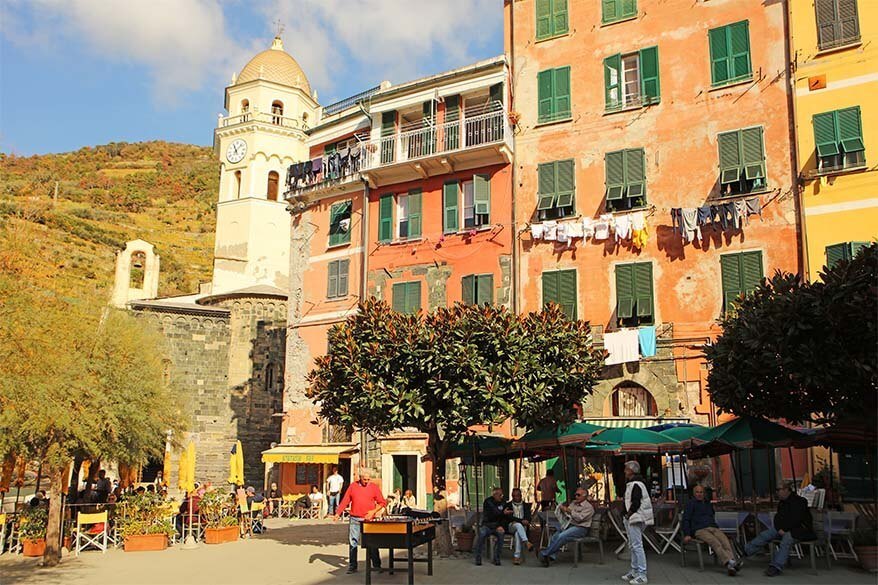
226 139 247 164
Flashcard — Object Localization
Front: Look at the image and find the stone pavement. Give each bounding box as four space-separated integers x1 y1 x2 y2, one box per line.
0 518 872 585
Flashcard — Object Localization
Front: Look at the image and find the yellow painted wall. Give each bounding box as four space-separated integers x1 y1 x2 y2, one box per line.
791 0 878 279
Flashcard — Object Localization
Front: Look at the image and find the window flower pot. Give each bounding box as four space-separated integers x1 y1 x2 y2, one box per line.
123 533 168 552
22 538 46 557
205 526 239 544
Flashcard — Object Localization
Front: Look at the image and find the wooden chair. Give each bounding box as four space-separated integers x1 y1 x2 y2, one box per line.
75 511 108 555
650 506 682 554
250 502 266 534
573 509 606 566
608 507 629 556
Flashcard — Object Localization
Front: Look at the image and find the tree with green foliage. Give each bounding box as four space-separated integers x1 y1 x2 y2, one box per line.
307 298 604 554
705 243 877 425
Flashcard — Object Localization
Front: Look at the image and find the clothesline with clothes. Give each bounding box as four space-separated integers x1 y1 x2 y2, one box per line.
670 195 762 245
603 326 657 365
286 146 364 190
530 210 651 250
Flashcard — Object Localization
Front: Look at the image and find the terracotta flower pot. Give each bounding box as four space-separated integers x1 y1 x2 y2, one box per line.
205 525 239 544
455 530 474 552
22 538 46 557
123 533 168 552
855 545 878 573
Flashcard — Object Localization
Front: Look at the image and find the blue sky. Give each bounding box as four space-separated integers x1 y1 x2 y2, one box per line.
0 0 504 155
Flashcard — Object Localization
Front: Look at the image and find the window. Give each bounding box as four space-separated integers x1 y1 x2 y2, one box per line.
327 259 350 299
271 100 284 124
604 47 659 111
813 107 866 174
838 448 875 501
825 241 870 268
295 464 319 486
611 383 657 417
328 201 352 247
536 159 575 219
443 175 491 232
708 21 752 87
537 66 571 124
392 281 421 314
444 95 461 151
720 251 764 313
542 269 577 320
605 148 646 211
234 170 242 199
815 0 860 50
241 99 250 120
536 0 568 40
462 274 493 305
379 194 393 242
393 190 421 240
717 127 767 196
615 262 654 327
381 111 396 165
602 0 636 24
267 171 279 201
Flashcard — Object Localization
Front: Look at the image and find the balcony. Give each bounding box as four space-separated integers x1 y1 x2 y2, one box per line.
360 106 512 187
217 111 306 133
284 146 365 200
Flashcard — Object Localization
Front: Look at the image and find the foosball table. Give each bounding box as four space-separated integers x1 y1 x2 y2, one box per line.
361 515 436 585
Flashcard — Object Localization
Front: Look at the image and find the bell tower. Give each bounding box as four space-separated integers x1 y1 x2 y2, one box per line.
211 36 319 293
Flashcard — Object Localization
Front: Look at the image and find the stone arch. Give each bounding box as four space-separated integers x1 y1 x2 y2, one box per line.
603 381 658 417
111 240 160 308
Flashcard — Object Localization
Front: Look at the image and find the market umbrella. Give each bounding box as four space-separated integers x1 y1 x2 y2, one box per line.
513 421 605 456
689 415 805 456
586 426 682 453
228 440 244 486
658 424 711 445
447 434 513 462
162 443 172 487
178 442 196 493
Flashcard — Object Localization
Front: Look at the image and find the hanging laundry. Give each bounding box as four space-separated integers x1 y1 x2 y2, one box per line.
681 208 701 243
530 223 545 240
696 206 713 228
614 214 632 242
717 203 733 230
556 222 569 244
630 212 647 250
543 221 558 241
604 329 640 365
670 208 682 235
566 220 584 239
638 326 657 358
710 205 723 227
734 199 748 226
745 196 762 219
582 217 595 240
593 217 610 241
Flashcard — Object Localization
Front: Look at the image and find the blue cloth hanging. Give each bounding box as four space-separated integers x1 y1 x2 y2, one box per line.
638 326 657 358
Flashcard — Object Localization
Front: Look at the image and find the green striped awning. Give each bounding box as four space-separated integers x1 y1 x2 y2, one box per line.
583 417 690 429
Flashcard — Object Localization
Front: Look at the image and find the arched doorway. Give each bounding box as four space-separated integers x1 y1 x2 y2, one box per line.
606 382 658 418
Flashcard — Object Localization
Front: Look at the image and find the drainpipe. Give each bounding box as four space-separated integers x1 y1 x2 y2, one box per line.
508 0 520 314
359 178 370 465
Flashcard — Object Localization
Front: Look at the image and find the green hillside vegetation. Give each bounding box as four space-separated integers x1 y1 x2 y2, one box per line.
0 141 219 299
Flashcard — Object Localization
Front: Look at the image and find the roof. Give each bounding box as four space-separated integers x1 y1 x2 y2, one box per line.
583 417 691 429
196 284 288 305
129 297 229 317
261 444 358 464
236 37 311 94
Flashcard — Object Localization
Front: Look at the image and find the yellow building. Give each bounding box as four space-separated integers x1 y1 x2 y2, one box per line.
790 0 878 279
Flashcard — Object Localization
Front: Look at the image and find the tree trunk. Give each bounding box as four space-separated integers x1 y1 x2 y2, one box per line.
426 433 453 557
67 456 83 503
43 468 64 566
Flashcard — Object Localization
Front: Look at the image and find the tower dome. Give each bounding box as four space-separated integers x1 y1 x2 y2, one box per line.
236 37 311 94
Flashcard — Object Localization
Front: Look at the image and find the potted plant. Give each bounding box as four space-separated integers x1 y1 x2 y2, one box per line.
853 527 878 573
200 490 238 544
115 492 174 552
19 506 48 557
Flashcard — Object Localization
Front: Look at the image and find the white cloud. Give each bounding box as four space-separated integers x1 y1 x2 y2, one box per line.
0 0 246 102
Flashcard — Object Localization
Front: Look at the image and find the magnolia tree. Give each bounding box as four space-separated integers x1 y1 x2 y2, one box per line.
706 243 877 425
308 298 604 554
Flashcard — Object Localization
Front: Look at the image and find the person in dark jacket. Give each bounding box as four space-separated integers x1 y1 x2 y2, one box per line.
682 485 740 575
505 488 534 564
474 487 511 566
744 482 815 577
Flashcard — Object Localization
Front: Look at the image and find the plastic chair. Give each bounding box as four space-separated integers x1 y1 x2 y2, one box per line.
573 509 605 566
75 511 108 555
651 506 682 554
608 507 629 556
825 511 859 561
0 513 7 555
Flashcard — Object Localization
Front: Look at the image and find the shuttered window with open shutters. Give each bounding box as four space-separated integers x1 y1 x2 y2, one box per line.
407 189 422 239
537 66 572 124
536 0 568 41
605 148 647 211
378 194 393 242
708 21 752 87
615 262 654 327
536 160 575 220
815 0 861 50
328 200 352 247
812 107 866 174
716 127 767 196
380 111 396 165
825 241 871 268
461 274 494 306
602 0 636 24
443 181 459 234
604 46 660 111
542 269 577 320
392 281 421 314
720 251 764 314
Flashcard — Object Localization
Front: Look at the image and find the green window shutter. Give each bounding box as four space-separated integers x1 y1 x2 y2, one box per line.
615 264 635 319
558 270 577 320
490 83 503 107
851 241 870 258
473 174 491 217
720 254 743 313
826 243 847 268
729 21 752 81
621 0 637 18
542 271 560 308
423 101 434 123
328 260 339 298
443 181 459 233
709 26 731 85
605 151 625 201
604 54 622 110
813 111 841 157
536 0 552 40
538 69 554 123
815 0 839 48
338 259 349 297
633 262 654 318
406 282 421 314
462 275 475 305
392 282 407 312
324 142 337 156
624 149 646 200
718 131 742 184
328 201 351 246
537 162 557 210
408 189 422 238
555 160 575 208
552 0 569 36
639 46 660 104
741 127 766 180
476 274 494 305
553 66 571 120
602 0 618 23
837 106 865 152
740 251 764 293
381 111 396 136
838 0 860 44
379 195 393 242
445 95 460 120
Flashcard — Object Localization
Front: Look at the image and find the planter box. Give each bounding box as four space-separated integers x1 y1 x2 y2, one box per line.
123 533 168 552
455 530 474 552
205 526 239 544
855 546 878 573
22 538 46 557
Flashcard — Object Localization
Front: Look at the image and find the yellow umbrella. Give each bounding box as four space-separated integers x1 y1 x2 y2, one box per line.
228 441 244 486
178 442 196 493
162 443 172 487
186 442 196 491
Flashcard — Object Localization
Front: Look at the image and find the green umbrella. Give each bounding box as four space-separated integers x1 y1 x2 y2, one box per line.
690 415 804 456
513 421 605 456
586 426 682 454
447 434 514 462
659 424 711 443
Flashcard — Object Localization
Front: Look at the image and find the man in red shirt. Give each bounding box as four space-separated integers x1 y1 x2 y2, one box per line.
333 467 387 574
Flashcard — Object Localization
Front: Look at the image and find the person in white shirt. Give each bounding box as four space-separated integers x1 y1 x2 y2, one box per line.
308 484 325 517
402 489 417 509
326 466 345 515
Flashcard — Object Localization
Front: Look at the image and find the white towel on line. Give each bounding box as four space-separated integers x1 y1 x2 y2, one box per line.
604 329 640 365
